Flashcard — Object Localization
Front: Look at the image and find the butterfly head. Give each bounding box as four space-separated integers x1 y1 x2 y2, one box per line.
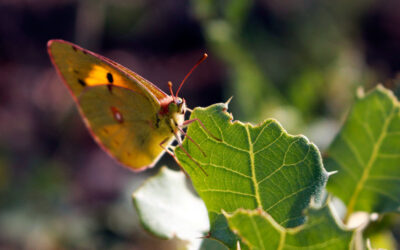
168 96 186 115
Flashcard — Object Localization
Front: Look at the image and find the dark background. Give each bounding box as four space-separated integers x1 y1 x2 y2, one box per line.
0 0 399 249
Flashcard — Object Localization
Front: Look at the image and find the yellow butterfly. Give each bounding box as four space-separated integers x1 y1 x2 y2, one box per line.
48 39 209 172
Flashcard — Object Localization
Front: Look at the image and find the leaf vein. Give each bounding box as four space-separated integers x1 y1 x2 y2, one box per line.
250 214 266 249
257 146 311 186
364 186 400 203
199 189 256 198
199 161 252 179
266 182 316 213
252 121 273 146
341 134 365 167
368 175 400 181
246 125 262 208
354 113 375 142
254 131 284 154
378 153 400 158
209 114 224 141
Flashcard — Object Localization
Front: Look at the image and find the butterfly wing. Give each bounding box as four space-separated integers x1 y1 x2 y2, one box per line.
101 51 169 102
47 39 168 109
48 40 174 169
78 85 174 169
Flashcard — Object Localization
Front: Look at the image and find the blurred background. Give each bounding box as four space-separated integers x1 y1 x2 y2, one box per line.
0 0 400 249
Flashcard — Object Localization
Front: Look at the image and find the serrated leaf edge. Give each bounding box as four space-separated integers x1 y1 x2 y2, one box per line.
187 102 329 214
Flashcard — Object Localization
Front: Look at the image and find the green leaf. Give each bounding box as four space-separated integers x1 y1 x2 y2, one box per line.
325 86 400 217
367 230 397 250
132 167 210 249
224 204 355 250
200 238 229 250
175 102 328 247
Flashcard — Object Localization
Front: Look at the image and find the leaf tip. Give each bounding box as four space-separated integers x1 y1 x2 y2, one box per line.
327 170 338 177
225 96 234 106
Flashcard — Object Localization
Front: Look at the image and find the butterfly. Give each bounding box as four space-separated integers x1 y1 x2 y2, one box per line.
47 39 211 173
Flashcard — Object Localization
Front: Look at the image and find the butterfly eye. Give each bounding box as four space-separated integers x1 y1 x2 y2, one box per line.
177 99 185 114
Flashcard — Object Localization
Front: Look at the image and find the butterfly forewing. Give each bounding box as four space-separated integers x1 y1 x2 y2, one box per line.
79 85 175 168
48 40 165 110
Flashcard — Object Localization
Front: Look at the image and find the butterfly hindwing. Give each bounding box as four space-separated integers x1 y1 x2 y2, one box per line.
78 85 175 168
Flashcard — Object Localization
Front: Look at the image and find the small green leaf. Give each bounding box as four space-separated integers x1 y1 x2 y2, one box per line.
176 102 328 247
224 204 355 250
325 86 400 216
132 167 209 248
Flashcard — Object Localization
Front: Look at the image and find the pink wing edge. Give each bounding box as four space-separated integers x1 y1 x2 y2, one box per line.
47 39 169 172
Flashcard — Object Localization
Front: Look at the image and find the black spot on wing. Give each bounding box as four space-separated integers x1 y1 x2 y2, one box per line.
107 72 114 83
107 73 114 93
78 79 86 86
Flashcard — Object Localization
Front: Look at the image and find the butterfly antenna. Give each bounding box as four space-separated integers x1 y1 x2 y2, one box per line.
175 53 208 97
168 81 175 98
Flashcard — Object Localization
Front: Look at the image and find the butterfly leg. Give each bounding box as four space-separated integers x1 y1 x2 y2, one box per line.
159 137 208 177
177 127 206 157
182 118 221 141
172 133 208 176
159 138 189 177
176 142 208 176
